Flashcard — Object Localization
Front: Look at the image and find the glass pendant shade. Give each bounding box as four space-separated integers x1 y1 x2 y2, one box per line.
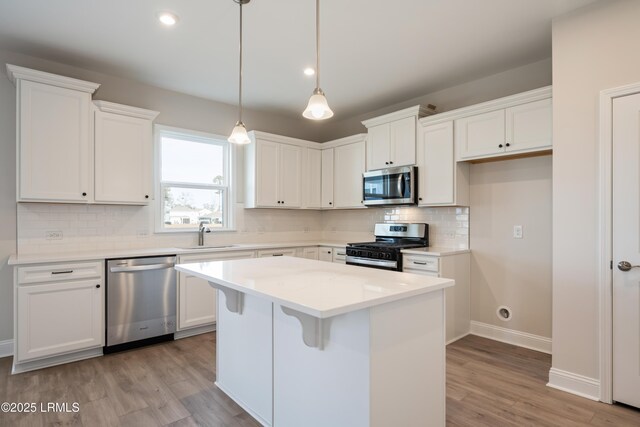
303 89 334 120
228 121 251 145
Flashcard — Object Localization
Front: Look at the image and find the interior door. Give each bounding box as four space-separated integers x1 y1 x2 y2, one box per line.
613 92 640 408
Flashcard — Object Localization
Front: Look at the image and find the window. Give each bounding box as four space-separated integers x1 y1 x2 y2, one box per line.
155 125 232 232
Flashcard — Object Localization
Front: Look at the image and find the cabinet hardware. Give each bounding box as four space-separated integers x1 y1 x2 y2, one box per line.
329 202 332 205
505 143 511 147
498 144 503 149
385 162 389 165
419 197 423 201
389 161 394 164
96 284 101 288
82 192 87 196
51 270 73 275
413 261 427 265
336 252 346 256
273 253 284 257
145 195 149 199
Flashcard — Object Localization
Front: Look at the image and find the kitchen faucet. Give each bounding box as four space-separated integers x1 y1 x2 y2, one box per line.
198 222 211 246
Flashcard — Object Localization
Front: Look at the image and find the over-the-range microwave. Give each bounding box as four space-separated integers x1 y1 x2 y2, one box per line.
362 166 417 206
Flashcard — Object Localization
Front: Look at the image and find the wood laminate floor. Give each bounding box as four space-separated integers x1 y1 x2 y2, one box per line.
0 333 639 426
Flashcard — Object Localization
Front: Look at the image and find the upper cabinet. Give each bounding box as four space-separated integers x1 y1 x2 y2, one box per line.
7 64 159 205
305 148 322 209
321 148 334 209
362 105 436 171
93 101 159 204
245 132 303 209
454 88 552 162
8 65 100 203
333 138 366 209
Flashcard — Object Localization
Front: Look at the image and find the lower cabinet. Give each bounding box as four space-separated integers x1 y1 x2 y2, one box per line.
257 248 297 258
403 252 470 343
16 262 104 363
296 246 319 260
177 250 255 331
319 247 334 262
332 247 347 263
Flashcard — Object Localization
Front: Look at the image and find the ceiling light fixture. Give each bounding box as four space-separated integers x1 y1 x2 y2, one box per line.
228 0 251 145
304 67 315 76
303 0 333 120
158 11 178 27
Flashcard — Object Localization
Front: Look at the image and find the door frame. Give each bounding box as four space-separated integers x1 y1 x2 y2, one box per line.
598 81 640 403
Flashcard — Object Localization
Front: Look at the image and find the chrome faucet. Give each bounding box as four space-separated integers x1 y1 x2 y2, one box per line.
198 222 211 246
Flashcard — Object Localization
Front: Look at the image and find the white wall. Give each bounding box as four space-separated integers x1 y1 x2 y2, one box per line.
552 0 640 384
469 156 552 338
318 58 552 141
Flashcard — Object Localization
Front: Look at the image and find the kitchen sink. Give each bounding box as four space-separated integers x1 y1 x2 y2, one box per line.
181 245 237 250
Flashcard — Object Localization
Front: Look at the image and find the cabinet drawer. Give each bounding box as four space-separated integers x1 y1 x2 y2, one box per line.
403 256 439 273
18 261 103 284
332 248 347 263
258 248 296 258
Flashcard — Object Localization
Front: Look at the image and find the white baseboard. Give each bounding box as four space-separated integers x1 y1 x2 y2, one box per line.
469 321 552 354
0 339 13 359
446 332 470 345
174 323 216 340
547 367 600 401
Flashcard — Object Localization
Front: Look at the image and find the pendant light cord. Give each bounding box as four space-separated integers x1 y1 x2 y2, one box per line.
239 1 243 123
315 0 320 90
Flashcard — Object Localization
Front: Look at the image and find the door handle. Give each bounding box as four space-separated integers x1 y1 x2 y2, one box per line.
617 261 640 272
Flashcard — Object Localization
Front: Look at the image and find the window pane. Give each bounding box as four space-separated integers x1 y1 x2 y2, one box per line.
161 136 225 185
162 186 225 229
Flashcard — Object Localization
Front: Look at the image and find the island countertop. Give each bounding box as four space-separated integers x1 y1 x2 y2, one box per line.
175 256 454 319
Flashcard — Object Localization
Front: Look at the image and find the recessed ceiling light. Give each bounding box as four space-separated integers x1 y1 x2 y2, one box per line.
304 68 315 76
158 11 179 27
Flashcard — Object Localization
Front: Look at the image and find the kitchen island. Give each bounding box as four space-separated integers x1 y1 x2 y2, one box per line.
175 256 454 427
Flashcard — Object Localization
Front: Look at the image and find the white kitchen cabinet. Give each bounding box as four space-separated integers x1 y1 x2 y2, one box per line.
363 105 435 171
403 252 470 343
93 101 159 204
295 246 319 260
417 120 469 206
332 247 347 263
15 261 104 364
8 65 100 203
177 250 255 331
321 148 334 208
246 134 303 208
334 141 366 208
454 88 552 162
319 247 334 262
305 148 322 209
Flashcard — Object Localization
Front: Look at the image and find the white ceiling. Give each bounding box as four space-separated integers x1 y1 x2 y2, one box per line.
0 0 597 119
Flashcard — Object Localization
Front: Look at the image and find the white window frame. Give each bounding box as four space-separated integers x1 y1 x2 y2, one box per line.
154 124 235 233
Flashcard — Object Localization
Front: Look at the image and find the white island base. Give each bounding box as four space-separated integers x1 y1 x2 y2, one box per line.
176 257 451 427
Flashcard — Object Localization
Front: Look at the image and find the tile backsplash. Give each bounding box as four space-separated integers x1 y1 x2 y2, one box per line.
16 203 468 255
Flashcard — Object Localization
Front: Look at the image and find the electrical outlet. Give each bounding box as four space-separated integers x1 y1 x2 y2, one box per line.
45 231 63 240
513 225 523 239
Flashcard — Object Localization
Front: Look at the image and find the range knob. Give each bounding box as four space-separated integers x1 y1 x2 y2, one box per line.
368 252 373 257
378 253 385 259
385 253 392 259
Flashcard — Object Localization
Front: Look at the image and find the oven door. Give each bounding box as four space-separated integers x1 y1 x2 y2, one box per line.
363 166 416 206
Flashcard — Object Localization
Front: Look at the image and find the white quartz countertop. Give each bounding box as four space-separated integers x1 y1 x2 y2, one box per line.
8 241 350 266
175 256 454 319
401 247 470 256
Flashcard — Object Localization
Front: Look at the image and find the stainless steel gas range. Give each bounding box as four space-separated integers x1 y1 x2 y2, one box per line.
346 223 429 271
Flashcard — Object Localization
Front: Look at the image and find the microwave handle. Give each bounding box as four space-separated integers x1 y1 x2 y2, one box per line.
400 174 405 197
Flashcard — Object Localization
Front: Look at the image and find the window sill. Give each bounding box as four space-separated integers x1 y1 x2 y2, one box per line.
155 228 238 234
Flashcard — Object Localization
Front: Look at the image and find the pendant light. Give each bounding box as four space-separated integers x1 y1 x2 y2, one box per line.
228 0 251 145
303 0 333 120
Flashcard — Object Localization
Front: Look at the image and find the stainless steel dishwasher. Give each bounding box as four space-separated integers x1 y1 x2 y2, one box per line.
105 255 177 353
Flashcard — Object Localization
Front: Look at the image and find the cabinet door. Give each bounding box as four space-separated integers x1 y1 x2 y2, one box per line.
305 148 322 208
321 148 334 208
390 116 417 167
318 248 333 262
94 111 152 204
418 122 454 205
366 124 391 170
177 251 255 330
302 247 319 260
334 141 366 208
505 98 552 153
455 110 505 160
256 140 280 207
279 144 302 208
17 280 103 362
18 80 91 202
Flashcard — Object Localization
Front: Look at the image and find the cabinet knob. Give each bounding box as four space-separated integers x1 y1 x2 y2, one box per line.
96 284 101 288
498 144 503 148
419 197 423 201
145 195 149 199
505 143 511 147
385 162 389 165
329 202 332 205
389 161 394 164
82 192 87 197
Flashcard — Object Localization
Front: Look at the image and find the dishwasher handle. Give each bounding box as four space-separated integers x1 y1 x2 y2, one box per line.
109 263 175 273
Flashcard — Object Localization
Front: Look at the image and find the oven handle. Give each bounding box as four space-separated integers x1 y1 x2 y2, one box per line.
346 256 397 269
